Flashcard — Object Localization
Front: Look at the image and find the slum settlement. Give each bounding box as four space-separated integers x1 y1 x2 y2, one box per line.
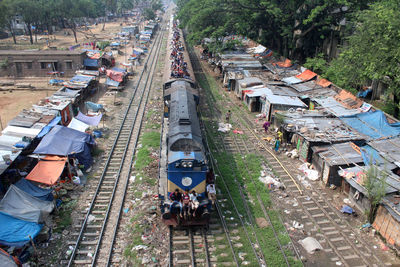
205 39 400 249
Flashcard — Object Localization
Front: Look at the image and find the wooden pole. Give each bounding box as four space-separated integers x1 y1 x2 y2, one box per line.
0 116 3 131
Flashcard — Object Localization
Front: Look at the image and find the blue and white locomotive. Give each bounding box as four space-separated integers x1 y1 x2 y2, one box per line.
159 16 211 226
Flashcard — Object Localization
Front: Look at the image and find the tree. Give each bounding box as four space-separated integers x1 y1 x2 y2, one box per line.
365 164 387 223
143 8 156 20
0 0 19 44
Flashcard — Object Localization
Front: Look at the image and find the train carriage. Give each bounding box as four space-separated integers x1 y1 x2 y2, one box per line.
159 15 212 227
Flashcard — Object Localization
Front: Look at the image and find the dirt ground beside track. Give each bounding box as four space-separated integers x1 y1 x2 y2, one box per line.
0 18 141 128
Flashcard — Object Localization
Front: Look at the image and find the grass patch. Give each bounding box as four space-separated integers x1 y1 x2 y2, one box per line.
53 200 77 233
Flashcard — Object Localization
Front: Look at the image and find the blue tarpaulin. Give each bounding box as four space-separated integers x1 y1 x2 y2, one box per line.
70 75 94 83
0 212 42 247
33 125 95 170
111 67 127 73
37 116 61 138
85 101 103 112
360 145 384 166
340 110 400 139
83 58 99 67
15 179 53 201
106 78 120 87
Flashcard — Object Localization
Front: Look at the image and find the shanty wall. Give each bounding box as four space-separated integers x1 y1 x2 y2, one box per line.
373 205 400 248
0 52 85 77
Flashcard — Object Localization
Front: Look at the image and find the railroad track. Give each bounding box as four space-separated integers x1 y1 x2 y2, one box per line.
235 111 384 267
188 44 266 266
65 18 166 267
191 47 387 267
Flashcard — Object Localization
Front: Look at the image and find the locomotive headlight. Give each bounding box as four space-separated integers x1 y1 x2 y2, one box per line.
188 162 193 168
182 162 188 168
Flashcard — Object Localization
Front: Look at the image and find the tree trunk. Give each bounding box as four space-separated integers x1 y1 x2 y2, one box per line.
368 203 378 223
371 80 379 100
27 23 33 45
72 27 78 43
8 23 17 44
394 94 399 119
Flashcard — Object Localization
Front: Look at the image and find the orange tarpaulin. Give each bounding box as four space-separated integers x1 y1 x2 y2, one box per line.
334 90 363 109
274 59 292 68
26 157 67 185
316 77 332 87
296 69 317 81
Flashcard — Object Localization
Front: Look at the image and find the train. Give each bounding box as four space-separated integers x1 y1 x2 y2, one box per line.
158 15 213 227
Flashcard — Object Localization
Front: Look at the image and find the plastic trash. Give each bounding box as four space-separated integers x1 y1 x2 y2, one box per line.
299 237 323 254
341 205 353 214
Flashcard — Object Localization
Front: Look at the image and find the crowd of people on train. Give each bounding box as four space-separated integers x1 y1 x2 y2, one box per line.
169 23 191 79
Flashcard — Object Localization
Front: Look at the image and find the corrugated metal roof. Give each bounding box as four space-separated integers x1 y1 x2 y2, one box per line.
368 137 400 164
264 94 306 107
245 87 272 98
313 97 361 117
282 76 302 84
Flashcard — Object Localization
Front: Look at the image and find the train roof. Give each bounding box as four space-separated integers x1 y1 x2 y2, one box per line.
168 87 203 153
164 80 198 100
162 24 195 86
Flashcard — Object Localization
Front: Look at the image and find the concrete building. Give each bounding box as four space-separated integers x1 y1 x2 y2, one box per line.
0 50 86 77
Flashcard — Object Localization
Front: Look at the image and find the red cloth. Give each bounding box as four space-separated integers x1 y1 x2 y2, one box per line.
106 70 124 82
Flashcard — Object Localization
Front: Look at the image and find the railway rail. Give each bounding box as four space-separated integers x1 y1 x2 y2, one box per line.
65 17 166 267
192 46 388 267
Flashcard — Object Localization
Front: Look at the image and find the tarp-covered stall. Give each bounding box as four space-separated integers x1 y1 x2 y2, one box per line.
0 185 54 223
33 125 95 170
0 212 42 247
25 156 67 185
15 178 53 201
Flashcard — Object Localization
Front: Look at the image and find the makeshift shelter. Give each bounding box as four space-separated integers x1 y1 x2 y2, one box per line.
83 58 99 69
0 211 42 247
234 77 263 99
75 111 102 126
15 178 53 201
260 94 307 121
33 125 95 170
373 200 400 248
67 118 90 132
0 185 54 223
25 156 67 185
244 87 272 112
341 110 400 140
312 142 364 187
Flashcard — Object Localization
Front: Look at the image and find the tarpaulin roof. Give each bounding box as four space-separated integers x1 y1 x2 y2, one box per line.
68 117 89 132
316 77 332 87
0 211 42 247
296 69 317 81
37 116 61 138
112 67 127 73
106 77 121 87
0 249 18 267
274 59 293 68
106 70 124 82
76 111 102 126
2 125 42 138
70 75 94 83
334 90 363 109
340 110 400 139
0 185 54 223
83 58 99 67
15 178 53 201
26 156 67 185
33 125 95 156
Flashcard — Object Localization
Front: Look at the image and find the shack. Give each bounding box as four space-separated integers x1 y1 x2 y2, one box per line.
244 87 271 112
234 77 263 99
0 50 85 77
311 142 364 187
260 94 307 121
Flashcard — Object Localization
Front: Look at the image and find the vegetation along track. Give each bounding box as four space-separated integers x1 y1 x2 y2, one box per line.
190 46 389 266
65 21 165 267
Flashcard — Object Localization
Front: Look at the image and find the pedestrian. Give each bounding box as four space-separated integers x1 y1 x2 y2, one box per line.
274 130 283 152
225 110 231 123
206 184 217 205
143 63 147 72
263 121 271 133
